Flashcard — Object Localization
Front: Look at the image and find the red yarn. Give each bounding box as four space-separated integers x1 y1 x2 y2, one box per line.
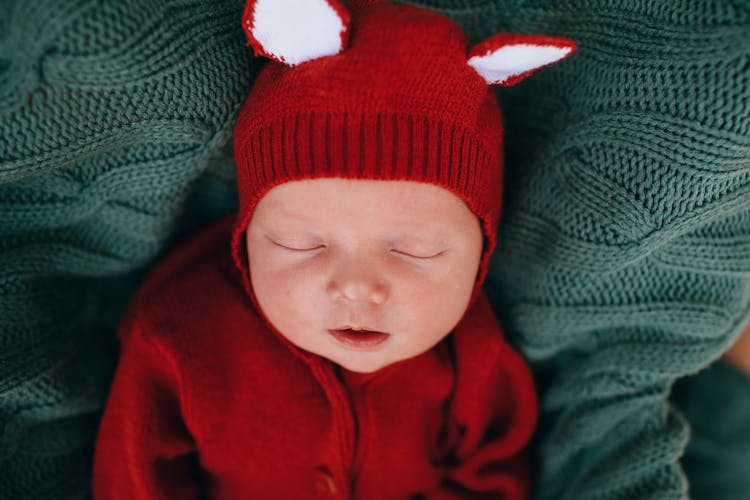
233 2 504 305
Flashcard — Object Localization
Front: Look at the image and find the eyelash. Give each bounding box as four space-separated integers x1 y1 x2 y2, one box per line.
391 249 445 260
273 242 326 252
273 242 443 259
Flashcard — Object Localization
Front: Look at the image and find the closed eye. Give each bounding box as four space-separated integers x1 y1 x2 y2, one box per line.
270 240 326 252
391 249 445 259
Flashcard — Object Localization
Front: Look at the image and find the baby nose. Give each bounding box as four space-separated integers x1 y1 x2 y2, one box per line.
327 265 388 304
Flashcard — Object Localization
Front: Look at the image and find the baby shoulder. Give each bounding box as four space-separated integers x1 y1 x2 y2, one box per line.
118 216 262 354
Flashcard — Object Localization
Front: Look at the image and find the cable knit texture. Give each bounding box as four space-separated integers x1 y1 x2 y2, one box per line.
672 362 750 499
0 1 254 498
480 1 750 499
1 0 749 499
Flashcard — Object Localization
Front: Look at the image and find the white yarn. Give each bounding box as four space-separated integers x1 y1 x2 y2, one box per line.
251 0 347 66
468 44 572 84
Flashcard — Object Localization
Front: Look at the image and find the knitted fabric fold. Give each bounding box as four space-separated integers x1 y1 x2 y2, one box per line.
0 1 253 498
482 0 750 498
1 0 749 499
671 361 750 500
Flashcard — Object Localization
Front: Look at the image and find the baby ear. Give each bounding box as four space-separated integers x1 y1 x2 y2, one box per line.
242 0 351 66
467 34 576 86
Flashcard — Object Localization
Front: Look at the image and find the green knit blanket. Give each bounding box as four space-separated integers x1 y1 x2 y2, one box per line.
1 1 748 499
482 1 750 497
1 1 253 497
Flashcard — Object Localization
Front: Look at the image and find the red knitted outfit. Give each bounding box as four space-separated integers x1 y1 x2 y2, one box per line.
92 1 577 498
92 218 536 499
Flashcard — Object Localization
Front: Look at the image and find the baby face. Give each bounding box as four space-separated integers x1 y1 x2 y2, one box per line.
246 178 483 373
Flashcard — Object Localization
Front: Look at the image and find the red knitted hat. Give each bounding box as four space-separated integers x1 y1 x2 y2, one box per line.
232 0 575 301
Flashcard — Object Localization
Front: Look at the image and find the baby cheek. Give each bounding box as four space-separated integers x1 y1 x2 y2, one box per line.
412 258 475 294
249 259 300 307
397 272 449 310
429 265 477 316
255 274 317 333
267 270 307 302
271 265 326 310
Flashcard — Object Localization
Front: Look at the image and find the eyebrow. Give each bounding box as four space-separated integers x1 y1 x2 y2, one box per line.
263 208 316 224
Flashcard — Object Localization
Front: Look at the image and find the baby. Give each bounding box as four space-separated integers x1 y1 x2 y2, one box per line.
93 0 574 498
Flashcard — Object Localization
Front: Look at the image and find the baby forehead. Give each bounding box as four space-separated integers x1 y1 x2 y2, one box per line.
256 179 471 216
251 179 479 237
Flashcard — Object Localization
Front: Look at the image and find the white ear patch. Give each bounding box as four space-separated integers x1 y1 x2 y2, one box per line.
244 0 350 66
467 34 576 86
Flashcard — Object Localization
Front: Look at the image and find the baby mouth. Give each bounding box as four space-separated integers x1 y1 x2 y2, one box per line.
328 327 390 350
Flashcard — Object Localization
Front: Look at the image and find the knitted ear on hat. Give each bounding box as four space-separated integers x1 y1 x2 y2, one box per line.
468 34 576 86
233 1 578 307
242 0 351 66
